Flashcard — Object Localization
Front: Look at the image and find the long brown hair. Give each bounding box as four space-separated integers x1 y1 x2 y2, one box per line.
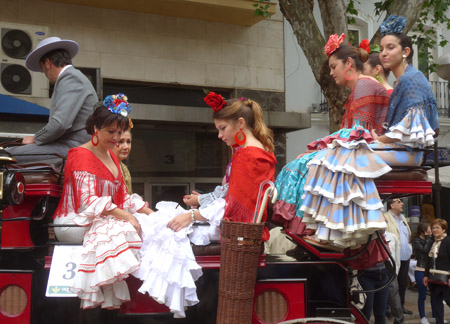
411 221 430 241
213 98 274 152
367 52 390 79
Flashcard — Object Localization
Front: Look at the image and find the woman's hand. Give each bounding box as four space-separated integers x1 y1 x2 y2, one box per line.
370 130 399 144
423 276 428 287
371 129 379 141
138 205 154 215
167 212 192 232
106 207 142 237
183 192 200 207
124 214 142 238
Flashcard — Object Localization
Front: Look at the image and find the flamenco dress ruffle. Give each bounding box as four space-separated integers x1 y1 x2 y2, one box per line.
369 106 436 166
273 126 372 235
69 194 143 309
134 202 203 318
300 139 391 248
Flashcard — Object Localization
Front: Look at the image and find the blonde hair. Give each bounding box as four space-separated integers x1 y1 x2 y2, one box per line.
213 98 274 152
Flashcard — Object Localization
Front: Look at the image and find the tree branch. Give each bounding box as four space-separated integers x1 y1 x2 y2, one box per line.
279 0 326 83
371 0 426 46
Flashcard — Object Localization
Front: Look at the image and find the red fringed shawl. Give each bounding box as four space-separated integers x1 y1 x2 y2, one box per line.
54 147 126 218
224 147 277 241
341 77 389 135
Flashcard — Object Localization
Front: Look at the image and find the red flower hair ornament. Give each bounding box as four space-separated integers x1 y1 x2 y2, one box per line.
358 39 370 53
204 92 227 112
324 33 345 57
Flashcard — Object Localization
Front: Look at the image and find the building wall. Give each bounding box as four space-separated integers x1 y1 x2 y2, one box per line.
0 0 285 92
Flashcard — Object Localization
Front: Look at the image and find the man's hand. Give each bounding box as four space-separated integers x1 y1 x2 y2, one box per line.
22 136 35 144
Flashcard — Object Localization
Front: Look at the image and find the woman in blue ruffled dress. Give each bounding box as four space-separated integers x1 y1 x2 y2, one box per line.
370 15 439 162
274 34 391 247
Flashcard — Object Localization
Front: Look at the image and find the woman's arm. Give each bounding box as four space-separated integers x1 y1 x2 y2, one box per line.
167 209 208 232
76 171 143 235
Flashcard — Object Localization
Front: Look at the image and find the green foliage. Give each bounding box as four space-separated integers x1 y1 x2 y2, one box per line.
253 0 271 18
346 0 359 25
373 0 393 15
374 0 450 74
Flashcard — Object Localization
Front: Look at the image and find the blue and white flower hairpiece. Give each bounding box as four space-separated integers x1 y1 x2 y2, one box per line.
103 93 131 117
380 15 406 36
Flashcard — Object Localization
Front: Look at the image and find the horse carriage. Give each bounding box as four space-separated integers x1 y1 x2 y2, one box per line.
0 145 438 324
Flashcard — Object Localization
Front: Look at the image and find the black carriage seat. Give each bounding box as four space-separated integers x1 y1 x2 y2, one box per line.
191 241 221 255
7 161 64 185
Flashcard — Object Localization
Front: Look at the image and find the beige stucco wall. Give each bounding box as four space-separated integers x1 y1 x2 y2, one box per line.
0 0 284 92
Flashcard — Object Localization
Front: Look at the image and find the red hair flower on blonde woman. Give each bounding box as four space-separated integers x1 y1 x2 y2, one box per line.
204 92 226 112
358 39 370 53
324 33 345 57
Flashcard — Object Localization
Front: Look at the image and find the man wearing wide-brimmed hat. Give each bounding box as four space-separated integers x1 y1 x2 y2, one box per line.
5 36 97 163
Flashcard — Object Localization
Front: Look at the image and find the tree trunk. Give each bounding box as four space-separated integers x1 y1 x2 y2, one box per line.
279 0 325 82
279 0 350 132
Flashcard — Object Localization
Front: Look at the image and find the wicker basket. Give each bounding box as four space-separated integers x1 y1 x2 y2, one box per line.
216 219 265 324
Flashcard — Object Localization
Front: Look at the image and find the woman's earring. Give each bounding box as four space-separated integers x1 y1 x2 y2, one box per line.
344 65 357 81
115 142 120 148
375 72 384 84
234 128 246 146
91 131 99 146
402 54 407 66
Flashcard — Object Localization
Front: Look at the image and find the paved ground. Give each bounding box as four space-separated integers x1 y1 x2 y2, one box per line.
369 286 450 324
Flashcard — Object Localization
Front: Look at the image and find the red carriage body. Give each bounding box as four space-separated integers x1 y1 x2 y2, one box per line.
0 151 436 324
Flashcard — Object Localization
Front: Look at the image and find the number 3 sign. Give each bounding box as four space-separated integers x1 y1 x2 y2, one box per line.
46 245 83 297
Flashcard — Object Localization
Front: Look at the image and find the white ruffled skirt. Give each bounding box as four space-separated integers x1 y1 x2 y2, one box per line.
134 202 209 318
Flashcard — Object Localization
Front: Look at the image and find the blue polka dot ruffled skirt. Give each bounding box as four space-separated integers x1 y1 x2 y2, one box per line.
300 139 391 248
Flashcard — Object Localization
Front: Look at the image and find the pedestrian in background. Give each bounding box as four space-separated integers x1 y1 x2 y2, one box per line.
385 198 414 315
412 222 433 324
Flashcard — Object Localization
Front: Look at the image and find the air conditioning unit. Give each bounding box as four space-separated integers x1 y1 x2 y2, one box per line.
0 22 49 98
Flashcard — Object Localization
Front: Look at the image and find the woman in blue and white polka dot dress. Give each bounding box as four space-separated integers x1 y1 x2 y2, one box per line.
369 30 439 166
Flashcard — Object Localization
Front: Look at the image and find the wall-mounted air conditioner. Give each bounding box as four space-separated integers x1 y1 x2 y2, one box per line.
0 22 49 98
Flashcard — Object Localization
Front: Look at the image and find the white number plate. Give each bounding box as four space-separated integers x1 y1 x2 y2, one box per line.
46 245 83 297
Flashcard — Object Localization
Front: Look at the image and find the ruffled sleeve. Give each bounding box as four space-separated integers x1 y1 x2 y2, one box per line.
198 184 229 207
122 193 146 214
73 171 117 226
384 106 435 148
